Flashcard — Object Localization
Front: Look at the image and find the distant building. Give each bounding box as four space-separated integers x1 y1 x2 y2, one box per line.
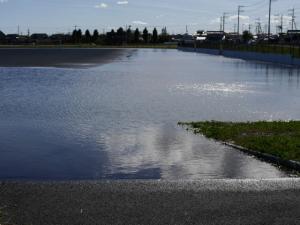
180 33 194 45
225 33 241 43
30 33 48 40
286 30 300 43
50 33 72 44
170 34 183 42
195 30 207 43
50 33 65 40
6 34 19 44
206 31 225 42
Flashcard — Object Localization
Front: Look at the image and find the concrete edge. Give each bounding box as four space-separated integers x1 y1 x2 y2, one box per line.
224 142 300 173
177 46 300 67
1 178 300 192
178 124 300 174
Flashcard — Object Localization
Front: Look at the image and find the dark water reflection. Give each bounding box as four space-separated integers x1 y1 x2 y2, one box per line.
0 49 299 180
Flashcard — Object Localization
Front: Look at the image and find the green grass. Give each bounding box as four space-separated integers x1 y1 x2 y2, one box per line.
178 121 300 162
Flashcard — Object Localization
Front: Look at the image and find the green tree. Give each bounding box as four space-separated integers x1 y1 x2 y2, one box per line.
159 26 170 43
93 29 99 42
152 28 158 43
77 29 82 43
117 27 125 44
126 27 132 43
72 29 77 43
134 28 140 43
105 29 116 45
85 29 91 43
242 30 253 43
143 27 148 43
72 29 82 43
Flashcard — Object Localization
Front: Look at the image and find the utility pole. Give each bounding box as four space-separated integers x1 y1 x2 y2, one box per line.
220 16 223 31
223 14 225 32
288 8 296 30
238 5 244 35
125 24 128 44
222 13 229 33
280 15 283 33
268 0 272 39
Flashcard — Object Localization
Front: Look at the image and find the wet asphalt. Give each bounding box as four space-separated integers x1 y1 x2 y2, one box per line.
0 179 300 225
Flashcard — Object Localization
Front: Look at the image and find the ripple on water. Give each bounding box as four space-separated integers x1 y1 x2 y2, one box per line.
0 49 299 180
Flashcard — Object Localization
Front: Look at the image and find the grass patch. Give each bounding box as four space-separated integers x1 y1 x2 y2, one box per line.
178 121 300 162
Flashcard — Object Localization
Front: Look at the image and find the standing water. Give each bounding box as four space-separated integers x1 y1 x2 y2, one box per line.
0 49 299 180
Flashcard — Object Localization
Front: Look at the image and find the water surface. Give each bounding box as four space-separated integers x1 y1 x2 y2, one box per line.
1 49 299 180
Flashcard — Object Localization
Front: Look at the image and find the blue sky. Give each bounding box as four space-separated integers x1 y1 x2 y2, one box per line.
1 0 300 34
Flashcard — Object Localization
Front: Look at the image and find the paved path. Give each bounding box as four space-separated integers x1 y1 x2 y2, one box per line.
1 179 300 225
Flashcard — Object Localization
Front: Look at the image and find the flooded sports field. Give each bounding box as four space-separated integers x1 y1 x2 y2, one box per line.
0 48 299 180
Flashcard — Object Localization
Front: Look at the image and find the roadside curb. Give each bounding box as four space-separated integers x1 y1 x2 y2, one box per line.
224 142 300 173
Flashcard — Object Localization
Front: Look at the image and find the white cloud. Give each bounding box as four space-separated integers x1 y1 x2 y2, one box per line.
155 14 165 19
117 1 128 5
270 15 291 25
210 17 221 24
0 0 8 3
210 15 249 25
229 15 250 21
132 20 148 25
94 3 108 8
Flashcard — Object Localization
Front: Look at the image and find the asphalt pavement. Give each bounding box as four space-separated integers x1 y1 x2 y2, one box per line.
1 179 300 225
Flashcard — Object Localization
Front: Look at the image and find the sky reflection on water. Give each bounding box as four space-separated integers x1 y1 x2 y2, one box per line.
0 49 299 180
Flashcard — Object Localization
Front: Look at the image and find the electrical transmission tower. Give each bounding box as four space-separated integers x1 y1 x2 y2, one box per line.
255 18 262 35
275 14 283 34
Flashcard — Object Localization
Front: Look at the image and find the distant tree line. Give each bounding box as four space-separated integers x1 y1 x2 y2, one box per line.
71 27 171 45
